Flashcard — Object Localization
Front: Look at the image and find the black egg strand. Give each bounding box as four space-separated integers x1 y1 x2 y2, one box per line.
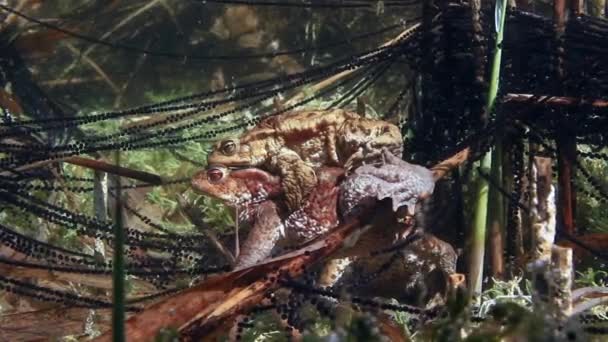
348 251 405 292
122 50 408 152
507 137 524 269
0 36 415 144
4 37 414 161
0 177 190 193
0 273 136 310
281 279 427 316
0 256 228 277
10 26 413 152
0 222 96 263
0 214 224 275
328 59 395 109
1 189 202 249
574 159 608 203
71 57 380 157
0 195 212 270
0 61 368 169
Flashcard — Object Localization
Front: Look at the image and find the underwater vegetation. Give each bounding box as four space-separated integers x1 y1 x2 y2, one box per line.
0 0 608 341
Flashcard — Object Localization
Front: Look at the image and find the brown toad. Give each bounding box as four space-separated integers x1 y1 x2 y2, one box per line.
191 165 343 268
206 109 403 210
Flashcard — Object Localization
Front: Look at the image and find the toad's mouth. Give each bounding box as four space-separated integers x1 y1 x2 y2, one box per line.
225 164 252 170
207 154 253 167
225 194 270 208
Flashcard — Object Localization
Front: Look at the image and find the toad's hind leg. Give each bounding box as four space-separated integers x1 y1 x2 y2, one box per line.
235 201 283 269
270 149 317 211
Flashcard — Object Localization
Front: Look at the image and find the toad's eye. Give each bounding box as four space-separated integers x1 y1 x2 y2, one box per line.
207 168 225 183
221 140 237 155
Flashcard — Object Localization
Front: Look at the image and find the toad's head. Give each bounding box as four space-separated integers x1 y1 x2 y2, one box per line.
191 165 282 207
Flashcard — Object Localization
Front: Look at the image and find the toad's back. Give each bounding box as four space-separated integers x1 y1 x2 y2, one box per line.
243 109 359 143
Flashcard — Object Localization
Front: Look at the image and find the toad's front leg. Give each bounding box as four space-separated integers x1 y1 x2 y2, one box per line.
269 148 317 211
340 120 404 172
344 139 404 173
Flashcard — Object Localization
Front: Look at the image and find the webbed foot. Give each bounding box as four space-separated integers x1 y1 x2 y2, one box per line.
344 143 386 174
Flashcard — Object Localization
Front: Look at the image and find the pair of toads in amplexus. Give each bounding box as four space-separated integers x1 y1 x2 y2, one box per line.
191 109 456 304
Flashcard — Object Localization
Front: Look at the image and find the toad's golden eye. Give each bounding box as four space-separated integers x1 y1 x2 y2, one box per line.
221 140 237 155
207 167 225 183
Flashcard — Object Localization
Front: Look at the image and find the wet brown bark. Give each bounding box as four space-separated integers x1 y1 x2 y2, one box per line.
553 0 577 236
531 157 556 263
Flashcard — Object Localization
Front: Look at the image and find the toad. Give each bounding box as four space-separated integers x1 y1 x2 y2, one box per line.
192 165 343 268
335 232 457 307
193 150 435 268
207 109 403 210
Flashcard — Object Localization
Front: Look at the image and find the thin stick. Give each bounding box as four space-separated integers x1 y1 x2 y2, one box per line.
234 207 240 259
0 156 164 185
65 157 163 184
552 0 577 237
112 150 126 342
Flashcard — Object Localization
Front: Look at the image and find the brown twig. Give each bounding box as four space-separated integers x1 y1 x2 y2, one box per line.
0 155 163 184
553 0 577 236
40 77 104 87
503 93 608 108
64 157 163 184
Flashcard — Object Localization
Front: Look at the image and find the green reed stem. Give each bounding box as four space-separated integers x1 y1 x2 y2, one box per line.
469 0 508 301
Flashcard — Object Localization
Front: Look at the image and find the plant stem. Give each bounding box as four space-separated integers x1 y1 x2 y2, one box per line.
470 154 491 300
112 150 125 342
469 0 508 300
488 143 505 278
